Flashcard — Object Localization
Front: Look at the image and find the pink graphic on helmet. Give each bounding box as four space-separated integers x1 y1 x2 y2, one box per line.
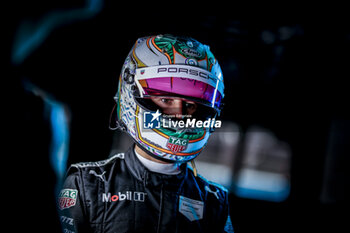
139 77 222 108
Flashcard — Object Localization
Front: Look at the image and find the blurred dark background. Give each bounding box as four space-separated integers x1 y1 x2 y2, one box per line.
6 1 349 232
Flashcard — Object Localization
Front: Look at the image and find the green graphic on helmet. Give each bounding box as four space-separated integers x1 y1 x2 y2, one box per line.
110 34 224 163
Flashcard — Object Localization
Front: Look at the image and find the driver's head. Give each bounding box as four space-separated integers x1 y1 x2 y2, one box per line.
110 34 224 163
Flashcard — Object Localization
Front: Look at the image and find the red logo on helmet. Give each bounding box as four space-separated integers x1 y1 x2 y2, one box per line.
166 136 188 153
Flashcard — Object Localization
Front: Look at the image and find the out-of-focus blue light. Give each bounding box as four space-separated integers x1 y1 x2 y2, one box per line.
234 183 290 202
233 169 291 202
49 101 70 194
23 81 70 196
12 0 104 65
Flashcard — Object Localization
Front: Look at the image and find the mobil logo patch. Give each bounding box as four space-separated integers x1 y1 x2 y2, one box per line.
58 189 78 210
102 191 147 202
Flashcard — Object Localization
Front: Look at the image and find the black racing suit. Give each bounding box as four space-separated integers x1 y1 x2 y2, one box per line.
58 145 234 233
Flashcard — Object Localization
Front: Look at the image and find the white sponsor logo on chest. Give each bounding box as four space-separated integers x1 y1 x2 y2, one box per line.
179 196 204 221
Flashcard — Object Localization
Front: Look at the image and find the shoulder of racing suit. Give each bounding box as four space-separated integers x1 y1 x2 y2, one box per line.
70 152 125 169
58 149 234 232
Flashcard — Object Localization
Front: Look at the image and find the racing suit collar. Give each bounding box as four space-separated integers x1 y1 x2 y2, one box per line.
124 144 188 190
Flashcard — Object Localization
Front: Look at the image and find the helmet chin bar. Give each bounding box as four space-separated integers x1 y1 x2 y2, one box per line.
134 141 191 164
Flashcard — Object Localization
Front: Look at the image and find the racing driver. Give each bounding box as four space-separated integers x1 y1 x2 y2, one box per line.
58 34 234 233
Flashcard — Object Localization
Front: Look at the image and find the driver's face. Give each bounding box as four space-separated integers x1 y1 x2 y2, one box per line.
150 97 197 119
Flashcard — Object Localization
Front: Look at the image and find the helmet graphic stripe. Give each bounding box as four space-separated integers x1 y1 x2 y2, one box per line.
112 34 224 162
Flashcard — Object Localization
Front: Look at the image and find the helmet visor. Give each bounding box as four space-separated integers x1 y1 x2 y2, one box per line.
134 65 224 111
138 77 222 110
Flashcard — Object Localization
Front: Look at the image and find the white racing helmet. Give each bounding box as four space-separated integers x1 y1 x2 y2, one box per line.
110 34 224 163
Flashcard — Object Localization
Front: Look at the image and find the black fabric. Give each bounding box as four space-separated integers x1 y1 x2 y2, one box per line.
58 145 233 233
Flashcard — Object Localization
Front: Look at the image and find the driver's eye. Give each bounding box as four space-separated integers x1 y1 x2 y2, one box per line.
161 98 172 104
185 102 196 110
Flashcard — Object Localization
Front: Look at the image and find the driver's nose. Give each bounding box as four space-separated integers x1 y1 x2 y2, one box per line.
163 99 183 119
